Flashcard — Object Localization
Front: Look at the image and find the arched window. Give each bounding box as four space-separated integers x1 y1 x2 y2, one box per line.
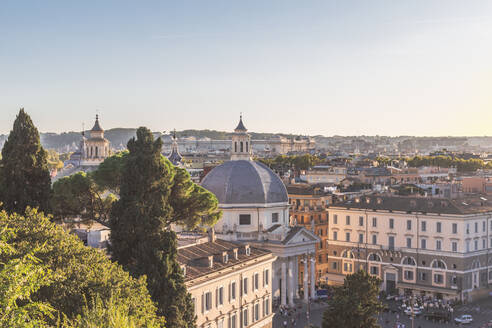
90 146 93 157
431 259 446 269
341 250 354 259
472 260 480 269
368 253 381 262
234 142 237 153
95 147 98 157
246 141 249 152
240 141 243 152
402 257 416 266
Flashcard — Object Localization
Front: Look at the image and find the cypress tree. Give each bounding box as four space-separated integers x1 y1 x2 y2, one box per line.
0 108 51 213
110 127 219 328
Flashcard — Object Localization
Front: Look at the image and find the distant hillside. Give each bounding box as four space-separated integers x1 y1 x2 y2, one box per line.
177 129 306 140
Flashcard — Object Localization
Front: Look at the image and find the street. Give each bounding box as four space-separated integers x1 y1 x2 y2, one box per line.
273 297 492 328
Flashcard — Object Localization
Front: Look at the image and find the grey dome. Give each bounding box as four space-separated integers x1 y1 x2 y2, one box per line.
201 160 288 204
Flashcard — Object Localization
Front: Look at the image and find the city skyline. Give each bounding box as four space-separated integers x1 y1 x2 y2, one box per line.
1 1 492 136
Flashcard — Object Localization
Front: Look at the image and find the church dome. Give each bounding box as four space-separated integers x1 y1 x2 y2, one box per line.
201 160 288 205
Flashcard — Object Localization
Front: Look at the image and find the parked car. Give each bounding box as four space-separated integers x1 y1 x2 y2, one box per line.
454 314 473 324
404 307 422 316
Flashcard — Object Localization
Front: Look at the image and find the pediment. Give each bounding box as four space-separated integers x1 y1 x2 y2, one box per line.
283 227 319 245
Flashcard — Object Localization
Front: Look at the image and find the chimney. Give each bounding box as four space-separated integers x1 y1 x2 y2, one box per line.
222 251 229 263
208 255 213 268
208 227 216 242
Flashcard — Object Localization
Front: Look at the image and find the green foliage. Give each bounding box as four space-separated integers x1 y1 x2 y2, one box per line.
46 149 64 170
110 127 220 328
91 151 128 194
51 172 115 225
256 154 321 172
322 270 383 328
0 208 165 327
406 155 486 173
0 227 55 327
65 294 163 328
0 108 52 214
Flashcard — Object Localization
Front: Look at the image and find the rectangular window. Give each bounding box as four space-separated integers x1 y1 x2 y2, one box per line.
372 217 377 227
372 234 377 245
345 232 350 242
231 313 237 328
421 239 427 249
333 231 338 241
452 223 457 234
404 270 414 280
218 318 224 328
359 233 364 243
436 222 442 233
254 303 259 321
254 273 259 290
483 239 486 249
436 240 442 250
218 286 224 306
239 214 251 225
434 274 444 284
272 212 279 223
452 242 457 252
420 272 427 281
407 220 412 230
466 240 470 252
421 221 426 232
264 298 270 316
346 215 350 225
467 223 470 234
264 269 269 287
333 214 338 224
243 277 248 295
205 291 212 311
359 216 364 226
475 222 478 233
242 308 248 326
370 266 379 275
406 237 412 248
389 218 394 229
388 236 395 249
343 262 353 272
332 262 337 270
231 281 236 301
483 221 486 232
475 240 479 250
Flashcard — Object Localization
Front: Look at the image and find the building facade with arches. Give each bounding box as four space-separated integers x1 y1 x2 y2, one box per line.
323 195 492 302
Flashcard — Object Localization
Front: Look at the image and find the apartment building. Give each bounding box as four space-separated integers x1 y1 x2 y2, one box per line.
178 233 276 328
299 166 347 184
287 184 332 285
324 196 492 302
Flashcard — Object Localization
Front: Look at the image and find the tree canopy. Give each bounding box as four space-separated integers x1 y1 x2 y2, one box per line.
322 270 384 328
110 127 221 328
0 208 165 327
0 108 51 214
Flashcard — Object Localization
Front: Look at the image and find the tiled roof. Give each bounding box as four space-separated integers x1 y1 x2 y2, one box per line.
282 226 304 244
332 195 492 215
177 239 272 281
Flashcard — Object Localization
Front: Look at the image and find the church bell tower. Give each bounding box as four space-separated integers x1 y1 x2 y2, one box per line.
231 115 252 161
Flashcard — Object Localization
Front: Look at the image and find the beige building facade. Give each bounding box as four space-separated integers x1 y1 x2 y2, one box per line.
325 196 492 302
178 235 276 328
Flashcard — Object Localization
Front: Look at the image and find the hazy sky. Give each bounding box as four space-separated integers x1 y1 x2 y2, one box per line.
1 1 491 136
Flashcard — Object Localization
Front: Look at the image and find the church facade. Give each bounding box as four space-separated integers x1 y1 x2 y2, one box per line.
201 117 319 307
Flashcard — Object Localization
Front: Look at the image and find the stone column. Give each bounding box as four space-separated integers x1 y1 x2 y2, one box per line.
288 257 295 307
281 260 287 306
294 255 300 299
303 254 309 303
310 253 316 299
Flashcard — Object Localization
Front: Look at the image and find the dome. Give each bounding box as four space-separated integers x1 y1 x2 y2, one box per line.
201 160 288 205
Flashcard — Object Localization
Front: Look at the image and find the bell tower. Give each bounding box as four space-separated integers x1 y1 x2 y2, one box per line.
231 114 252 161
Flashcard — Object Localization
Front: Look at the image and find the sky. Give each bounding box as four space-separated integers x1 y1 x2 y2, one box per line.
1 1 492 136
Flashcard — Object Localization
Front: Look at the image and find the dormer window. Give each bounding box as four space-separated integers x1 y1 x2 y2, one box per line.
208 255 213 268
223 252 229 263
245 245 251 256
233 248 238 260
